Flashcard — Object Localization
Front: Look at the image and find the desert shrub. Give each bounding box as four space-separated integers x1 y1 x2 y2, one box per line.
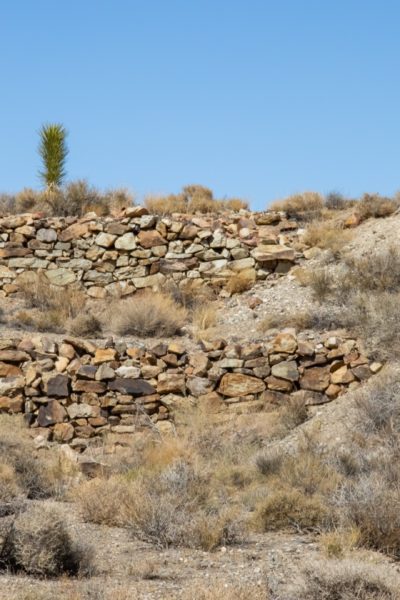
16 273 88 333
165 279 216 310
319 528 361 558
255 448 283 476
221 197 249 211
300 559 400 599
277 396 309 432
343 246 400 293
192 302 218 332
73 477 133 526
144 193 187 215
183 582 269 600
335 475 400 558
356 193 398 221
254 487 330 532
353 368 400 434
307 267 333 302
67 312 102 337
225 269 256 294
0 463 21 503
0 193 17 215
270 191 324 220
302 221 353 255
324 191 349 210
1 505 91 577
111 291 188 336
15 188 44 212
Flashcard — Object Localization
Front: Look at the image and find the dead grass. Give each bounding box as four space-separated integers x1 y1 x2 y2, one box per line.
302 220 353 255
110 290 188 337
225 269 256 294
356 193 399 222
67 313 102 337
270 191 324 220
145 185 248 215
183 582 268 599
319 527 361 558
300 559 400 599
1 504 91 577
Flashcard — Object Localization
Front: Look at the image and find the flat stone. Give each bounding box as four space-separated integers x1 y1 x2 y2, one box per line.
300 366 330 392
137 230 167 248
272 333 297 354
218 373 265 397
0 376 25 395
72 380 107 393
66 403 96 419
93 348 117 364
114 232 137 250
271 361 299 381
46 374 69 397
157 373 186 395
186 377 214 396
95 363 116 381
37 228 57 242
108 378 156 395
59 222 89 242
45 268 76 286
95 232 117 248
251 244 295 262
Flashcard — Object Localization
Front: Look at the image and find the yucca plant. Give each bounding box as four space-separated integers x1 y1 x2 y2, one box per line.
38 123 68 191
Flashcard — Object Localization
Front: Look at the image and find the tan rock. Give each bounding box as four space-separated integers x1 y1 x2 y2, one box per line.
93 348 117 364
218 373 265 397
138 230 167 249
59 222 89 242
271 361 299 381
272 333 297 354
300 367 330 392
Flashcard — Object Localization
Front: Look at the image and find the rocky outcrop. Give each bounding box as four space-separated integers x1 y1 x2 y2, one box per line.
0 209 301 298
0 332 381 448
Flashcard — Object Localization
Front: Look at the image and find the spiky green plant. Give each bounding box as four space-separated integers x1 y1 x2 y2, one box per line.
38 123 68 190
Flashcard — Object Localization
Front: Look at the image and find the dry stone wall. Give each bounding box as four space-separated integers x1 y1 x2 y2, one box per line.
0 208 300 297
0 332 381 448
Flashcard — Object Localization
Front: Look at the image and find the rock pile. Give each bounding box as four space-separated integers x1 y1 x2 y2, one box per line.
0 332 381 447
0 208 300 297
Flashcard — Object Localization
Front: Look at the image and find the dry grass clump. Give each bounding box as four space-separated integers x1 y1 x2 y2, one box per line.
110 290 188 337
16 272 97 334
259 308 314 332
145 184 248 215
356 193 398 222
343 246 400 293
225 269 256 294
306 267 333 302
300 560 400 599
324 191 351 210
183 582 268 600
67 312 102 337
302 220 353 255
270 191 324 220
0 416 73 501
319 527 361 558
144 193 187 215
0 504 91 577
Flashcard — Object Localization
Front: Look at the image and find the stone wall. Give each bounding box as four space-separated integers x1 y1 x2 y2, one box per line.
0 332 381 448
0 208 300 298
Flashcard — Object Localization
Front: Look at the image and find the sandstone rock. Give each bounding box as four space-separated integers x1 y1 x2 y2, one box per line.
186 377 214 396
300 367 330 392
115 366 141 378
95 363 116 381
0 350 30 362
59 222 89 242
265 376 293 392
66 403 96 419
52 422 74 442
114 232 137 250
0 376 25 395
330 364 355 385
157 373 186 394
0 362 22 377
93 348 117 364
218 373 265 397
272 333 297 354
251 244 295 262
95 232 117 248
45 268 76 286
137 230 166 248
72 380 107 393
0 395 24 413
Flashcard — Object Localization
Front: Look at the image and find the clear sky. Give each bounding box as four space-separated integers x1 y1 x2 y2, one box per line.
1 1 399 210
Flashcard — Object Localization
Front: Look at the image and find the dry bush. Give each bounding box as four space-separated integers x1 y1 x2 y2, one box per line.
343 246 400 293
302 220 353 255
336 475 400 559
254 448 283 477
306 267 333 302
0 463 21 503
1 504 91 577
0 416 73 501
300 559 400 599
225 269 256 294
110 291 188 337
144 193 187 215
191 302 218 332
324 191 350 210
165 279 216 310
270 191 324 220
16 273 89 333
319 527 360 558
67 312 102 337
221 197 249 211
254 487 330 532
183 582 268 600
277 396 309 432
0 192 17 215
353 368 400 434
356 193 398 222
73 476 133 526
259 309 314 332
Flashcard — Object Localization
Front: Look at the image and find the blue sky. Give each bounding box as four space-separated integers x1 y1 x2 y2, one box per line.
1 1 399 210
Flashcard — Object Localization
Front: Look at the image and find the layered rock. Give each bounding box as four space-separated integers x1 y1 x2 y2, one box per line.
0 209 301 298
0 331 381 448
